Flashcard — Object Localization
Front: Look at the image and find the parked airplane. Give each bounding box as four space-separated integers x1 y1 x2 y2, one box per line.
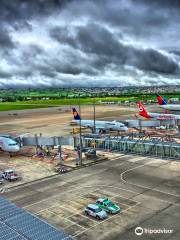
0 133 28 153
0 135 20 153
72 108 128 132
156 94 180 112
137 102 180 120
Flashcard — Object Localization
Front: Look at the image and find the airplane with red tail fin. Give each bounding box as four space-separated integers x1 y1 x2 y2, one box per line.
137 102 180 120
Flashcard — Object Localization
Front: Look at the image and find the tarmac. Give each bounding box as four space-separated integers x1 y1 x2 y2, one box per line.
0 105 137 136
2 154 180 240
0 104 179 239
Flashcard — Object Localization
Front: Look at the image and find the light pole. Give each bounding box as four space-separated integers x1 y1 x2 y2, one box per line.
93 93 96 133
93 92 97 158
78 93 83 166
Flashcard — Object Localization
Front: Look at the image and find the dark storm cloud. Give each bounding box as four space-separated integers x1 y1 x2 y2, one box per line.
21 45 44 60
0 29 15 48
0 0 180 88
50 23 179 74
32 59 95 77
0 0 73 23
50 26 77 48
139 0 180 8
0 71 12 79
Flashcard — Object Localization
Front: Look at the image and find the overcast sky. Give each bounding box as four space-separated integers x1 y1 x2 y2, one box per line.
0 0 180 88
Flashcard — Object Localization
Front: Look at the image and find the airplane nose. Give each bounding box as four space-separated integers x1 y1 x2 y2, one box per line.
13 146 20 152
121 127 128 131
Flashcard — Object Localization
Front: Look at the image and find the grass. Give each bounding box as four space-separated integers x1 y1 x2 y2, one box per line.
0 97 138 111
11 97 134 104
1 93 179 111
0 104 52 111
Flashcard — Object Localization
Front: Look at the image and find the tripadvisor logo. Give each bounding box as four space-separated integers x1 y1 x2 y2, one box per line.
135 226 173 236
135 227 143 236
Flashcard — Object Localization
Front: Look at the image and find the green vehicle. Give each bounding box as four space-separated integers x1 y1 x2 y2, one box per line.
96 198 121 214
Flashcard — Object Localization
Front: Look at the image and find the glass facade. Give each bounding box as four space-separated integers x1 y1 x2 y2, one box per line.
80 137 180 160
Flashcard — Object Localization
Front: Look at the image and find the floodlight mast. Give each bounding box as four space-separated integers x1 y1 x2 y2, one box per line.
78 93 83 166
93 93 96 133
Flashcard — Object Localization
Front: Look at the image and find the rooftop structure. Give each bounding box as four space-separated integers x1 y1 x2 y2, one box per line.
0 197 73 240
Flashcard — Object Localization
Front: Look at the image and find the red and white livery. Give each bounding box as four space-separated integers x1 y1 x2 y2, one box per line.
137 102 180 120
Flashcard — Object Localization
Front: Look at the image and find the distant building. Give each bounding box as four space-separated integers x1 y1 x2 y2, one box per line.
170 98 179 102
42 97 49 100
98 100 116 104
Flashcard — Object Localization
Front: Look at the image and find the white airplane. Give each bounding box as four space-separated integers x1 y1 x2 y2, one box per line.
0 135 20 153
137 102 180 120
72 108 128 132
156 94 180 112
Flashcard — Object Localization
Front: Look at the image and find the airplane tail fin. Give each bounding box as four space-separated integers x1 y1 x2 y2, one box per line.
72 108 81 120
137 101 151 118
156 94 168 105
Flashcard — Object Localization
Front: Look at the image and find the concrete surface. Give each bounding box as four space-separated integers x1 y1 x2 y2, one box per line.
2 154 180 240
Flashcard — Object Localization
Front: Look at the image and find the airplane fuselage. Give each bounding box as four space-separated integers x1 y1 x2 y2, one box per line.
160 104 180 112
73 120 128 131
0 136 20 152
142 112 180 120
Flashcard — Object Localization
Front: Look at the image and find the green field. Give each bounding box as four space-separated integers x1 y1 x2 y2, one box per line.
0 92 180 111
0 97 137 111
0 104 52 111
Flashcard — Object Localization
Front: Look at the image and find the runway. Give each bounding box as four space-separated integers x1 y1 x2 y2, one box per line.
2 154 180 239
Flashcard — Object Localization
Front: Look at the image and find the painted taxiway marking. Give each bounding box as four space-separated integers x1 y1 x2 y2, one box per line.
34 189 139 238
35 190 134 217
22 156 179 213
73 202 140 238
79 192 134 207
21 159 133 209
22 181 143 210
35 204 60 214
47 209 88 231
120 160 180 198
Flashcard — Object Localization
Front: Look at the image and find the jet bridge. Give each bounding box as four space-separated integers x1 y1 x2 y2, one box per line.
125 119 176 128
125 120 160 128
20 136 73 147
75 135 180 160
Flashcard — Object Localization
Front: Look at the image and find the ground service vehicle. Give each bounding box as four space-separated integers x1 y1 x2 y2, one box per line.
84 204 107 220
96 198 121 214
1 169 20 181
